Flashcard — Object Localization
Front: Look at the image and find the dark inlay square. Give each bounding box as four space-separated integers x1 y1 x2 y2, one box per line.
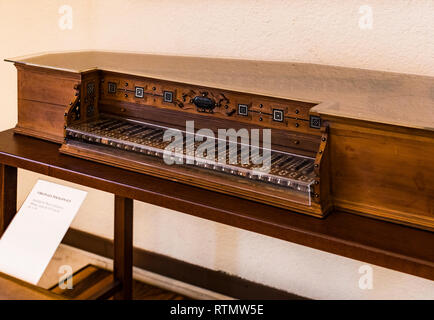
135 86 144 98
310 115 321 129
272 109 284 122
108 82 117 94
163 91 173 103
238 104 248 116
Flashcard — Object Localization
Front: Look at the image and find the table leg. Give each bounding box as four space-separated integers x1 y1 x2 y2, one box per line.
113 195 133 300
0 165 17 237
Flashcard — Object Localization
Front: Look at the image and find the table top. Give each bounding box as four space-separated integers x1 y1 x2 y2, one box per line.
0 129 432 281
6 51 434 131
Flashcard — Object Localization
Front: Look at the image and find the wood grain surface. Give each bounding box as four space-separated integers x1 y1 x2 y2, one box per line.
6 51 434 130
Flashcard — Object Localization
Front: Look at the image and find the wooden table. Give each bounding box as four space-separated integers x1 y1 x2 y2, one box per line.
0 129 432 299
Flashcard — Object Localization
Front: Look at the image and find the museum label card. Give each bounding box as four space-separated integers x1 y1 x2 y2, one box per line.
0 180 87 284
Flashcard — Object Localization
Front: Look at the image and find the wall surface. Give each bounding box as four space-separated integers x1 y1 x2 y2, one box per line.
1 0 434 299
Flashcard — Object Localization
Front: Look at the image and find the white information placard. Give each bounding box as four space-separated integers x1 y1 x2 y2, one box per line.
0 179 87 285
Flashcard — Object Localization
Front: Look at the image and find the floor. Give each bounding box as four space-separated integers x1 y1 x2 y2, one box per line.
38 244 231 300
36 245 190 300
49 264 188 300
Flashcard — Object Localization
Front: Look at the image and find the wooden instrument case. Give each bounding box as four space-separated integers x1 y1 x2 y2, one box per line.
7 52 434 230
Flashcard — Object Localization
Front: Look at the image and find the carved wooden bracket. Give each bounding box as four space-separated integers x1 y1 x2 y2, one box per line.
312 123 329 204
63 84 81 139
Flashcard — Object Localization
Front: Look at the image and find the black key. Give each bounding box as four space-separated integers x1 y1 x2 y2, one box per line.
294 159 310 171
144 130 164 140
279 157 299 170
98 120 122 130
149 130 164 141
127 126 148 136
120 124 142 133
298 161 313 173
90 119 117 128
278 155 294 167
141 129 160 139
108 122 131 131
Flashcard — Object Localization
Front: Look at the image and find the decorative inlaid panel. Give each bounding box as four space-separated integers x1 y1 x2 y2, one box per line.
99 72 321 135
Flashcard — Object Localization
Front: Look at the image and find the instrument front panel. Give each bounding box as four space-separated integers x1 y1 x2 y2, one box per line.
99 72 322 136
